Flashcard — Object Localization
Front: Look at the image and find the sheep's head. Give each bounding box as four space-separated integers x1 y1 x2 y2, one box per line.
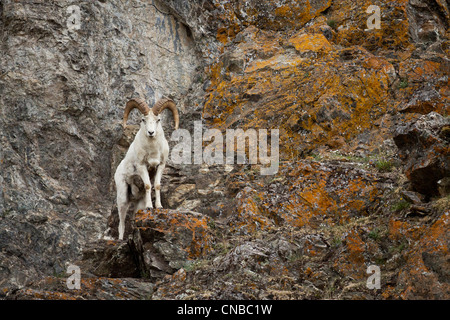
123 98 179 138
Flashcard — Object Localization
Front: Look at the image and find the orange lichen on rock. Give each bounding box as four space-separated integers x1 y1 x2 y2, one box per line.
227 187 274 235
135 209 214 259
288 32 333 54
204 24 401 160
395 213 450 299
226 161 383 235
213 0 332 37
331 228 369 280
331 0 411 51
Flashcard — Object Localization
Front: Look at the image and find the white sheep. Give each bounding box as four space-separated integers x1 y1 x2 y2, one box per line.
114 97 179 240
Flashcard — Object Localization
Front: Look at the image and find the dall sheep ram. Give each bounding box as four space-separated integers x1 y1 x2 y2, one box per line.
114 97 179 240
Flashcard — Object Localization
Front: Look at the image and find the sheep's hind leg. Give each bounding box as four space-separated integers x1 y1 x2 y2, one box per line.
116 181 129 240
154 163 165 209
118 203 129 240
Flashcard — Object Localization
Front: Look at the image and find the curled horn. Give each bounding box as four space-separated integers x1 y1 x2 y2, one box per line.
152 98 179 130
123 98 151 127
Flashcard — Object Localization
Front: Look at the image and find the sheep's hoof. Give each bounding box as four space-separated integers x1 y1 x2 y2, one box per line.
145 206 153 210
156 205 163 209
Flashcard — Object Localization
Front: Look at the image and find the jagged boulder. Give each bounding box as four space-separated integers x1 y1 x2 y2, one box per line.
78 240 140 278
133 209 214 279
393 112 450 198
93 208 215 280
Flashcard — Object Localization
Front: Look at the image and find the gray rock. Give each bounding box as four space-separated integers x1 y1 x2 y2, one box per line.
0 0 201 290
393 112 450 198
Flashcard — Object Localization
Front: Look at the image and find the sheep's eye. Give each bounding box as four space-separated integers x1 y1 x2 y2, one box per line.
141 118 145 122
157 119 161 123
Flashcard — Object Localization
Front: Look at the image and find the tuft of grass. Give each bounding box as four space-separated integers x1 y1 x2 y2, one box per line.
327 19 337 29
368 228 381 241
390 241 408 254
287 252 303 262
375 159 394 172
398 79 408 89
331 237 342 247
375 257 386 265
391 200 411 212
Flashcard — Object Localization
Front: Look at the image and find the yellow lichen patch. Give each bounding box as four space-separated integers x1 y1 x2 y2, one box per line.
217 25 241 45
274 5 294 18
245 53 305 73
212 0 332 46
402 60 443 83
288 33 332 54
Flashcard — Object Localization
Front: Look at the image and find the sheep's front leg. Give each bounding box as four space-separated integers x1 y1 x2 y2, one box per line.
154 163 165 208
138 166 153 209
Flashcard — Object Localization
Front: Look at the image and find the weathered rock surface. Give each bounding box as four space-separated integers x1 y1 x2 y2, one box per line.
394 112 450 198
0 0 199 291
8 276 154 300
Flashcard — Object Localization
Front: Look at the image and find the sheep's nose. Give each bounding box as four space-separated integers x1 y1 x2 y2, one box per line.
148 130 155 136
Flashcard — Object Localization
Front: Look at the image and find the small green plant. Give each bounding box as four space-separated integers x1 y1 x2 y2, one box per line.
375 159 394 172
327 19 337 29
53 269 68 278
398 79 408 89
390 241 408 254
195 74 204 84
331 237 342 247
375 257 386 265
213 242 231 255
391 200 411 212
310 153 323 161
207 219 216 229
140 269 151 279
368 228 381 241
0 208 13 218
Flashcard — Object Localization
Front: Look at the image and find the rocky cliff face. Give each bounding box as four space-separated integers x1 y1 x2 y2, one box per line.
0 0 200 290
1 0 449 299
